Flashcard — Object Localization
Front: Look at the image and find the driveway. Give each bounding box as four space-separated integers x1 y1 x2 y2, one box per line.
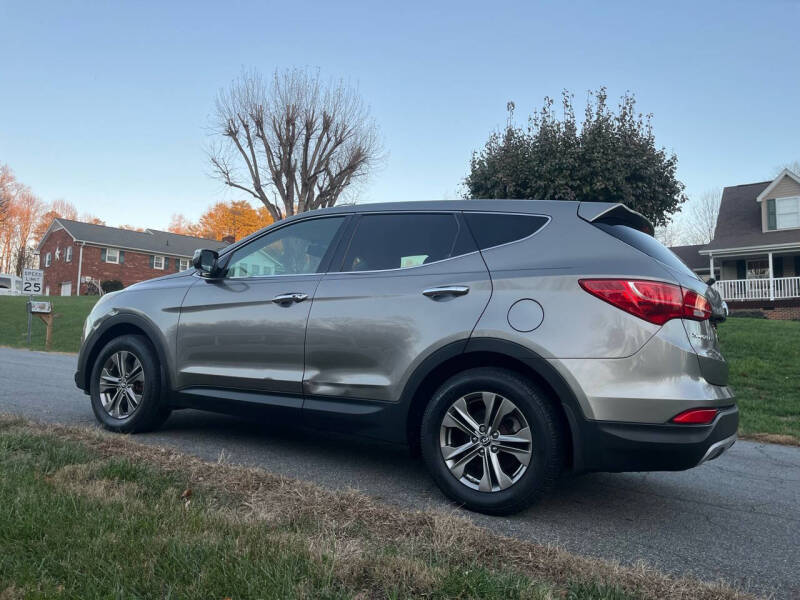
1 346 797 598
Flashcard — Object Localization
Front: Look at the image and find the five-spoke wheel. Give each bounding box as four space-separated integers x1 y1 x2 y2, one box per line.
440 392 532 492
89 334 171 433
421 367 564 515
98 350 145 419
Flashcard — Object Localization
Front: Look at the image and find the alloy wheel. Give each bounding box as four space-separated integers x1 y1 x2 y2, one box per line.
439 391 533 492
98 350 145 419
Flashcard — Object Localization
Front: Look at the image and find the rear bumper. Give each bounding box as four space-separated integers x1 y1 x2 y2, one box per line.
576 405 739 472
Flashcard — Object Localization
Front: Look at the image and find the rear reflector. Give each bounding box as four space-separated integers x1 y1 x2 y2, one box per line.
671 408 718 424
579 279 712 325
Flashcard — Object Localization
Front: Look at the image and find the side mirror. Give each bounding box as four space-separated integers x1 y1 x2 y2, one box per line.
706 277 716 286
192 248 221 278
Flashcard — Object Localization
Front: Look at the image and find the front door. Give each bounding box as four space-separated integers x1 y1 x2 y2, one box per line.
60 281 72 296
304 212 492 410
176 216 348 398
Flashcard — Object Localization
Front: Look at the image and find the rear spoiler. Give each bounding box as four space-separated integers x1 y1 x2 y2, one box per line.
577 202 654 236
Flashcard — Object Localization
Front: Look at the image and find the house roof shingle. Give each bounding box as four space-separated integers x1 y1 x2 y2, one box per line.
669 244 709 271
46 219 228 257
706 181 800 251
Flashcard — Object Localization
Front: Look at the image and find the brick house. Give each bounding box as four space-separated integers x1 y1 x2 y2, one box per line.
36 219 228 296
671 168 800 320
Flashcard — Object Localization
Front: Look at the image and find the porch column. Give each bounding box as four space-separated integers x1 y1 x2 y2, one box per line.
709 254 715 280
768 252 774 301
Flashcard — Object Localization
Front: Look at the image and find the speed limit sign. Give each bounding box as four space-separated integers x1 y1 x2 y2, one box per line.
22 268 44 295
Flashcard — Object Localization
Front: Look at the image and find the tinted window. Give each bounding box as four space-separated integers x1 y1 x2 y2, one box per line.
464 213 548 250
594 220 698 279
0 277 10 289
226 217 345 278
340 213 474 272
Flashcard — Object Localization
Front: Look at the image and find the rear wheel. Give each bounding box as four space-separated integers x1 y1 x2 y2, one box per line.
421 367 564 515
89 335 171 433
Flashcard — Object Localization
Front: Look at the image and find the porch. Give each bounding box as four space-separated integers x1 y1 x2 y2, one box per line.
715 276 800 301
705 249 800 302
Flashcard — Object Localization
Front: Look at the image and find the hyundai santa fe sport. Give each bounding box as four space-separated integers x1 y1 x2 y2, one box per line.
75 200 737 515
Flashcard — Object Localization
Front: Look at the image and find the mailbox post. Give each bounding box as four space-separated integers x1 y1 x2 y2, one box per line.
29 301 54 350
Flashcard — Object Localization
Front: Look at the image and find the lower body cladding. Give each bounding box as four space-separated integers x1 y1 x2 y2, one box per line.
572 406 738 472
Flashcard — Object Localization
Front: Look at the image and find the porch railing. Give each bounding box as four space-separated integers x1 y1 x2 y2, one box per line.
716 276 800 301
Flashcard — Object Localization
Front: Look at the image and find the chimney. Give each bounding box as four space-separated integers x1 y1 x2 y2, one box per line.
222 235 235 245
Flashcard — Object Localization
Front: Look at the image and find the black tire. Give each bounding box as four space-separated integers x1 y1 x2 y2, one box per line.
89 334 171 433
420 367 564 515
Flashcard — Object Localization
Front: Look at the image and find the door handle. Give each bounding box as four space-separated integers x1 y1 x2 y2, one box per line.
272 292 308 305
422 285 469 299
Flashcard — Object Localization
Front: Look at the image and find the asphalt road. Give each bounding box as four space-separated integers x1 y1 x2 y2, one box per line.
1 346 798 598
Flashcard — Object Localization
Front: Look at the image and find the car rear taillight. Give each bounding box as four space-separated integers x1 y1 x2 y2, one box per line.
578 279 712 326
671 408 718 424
682 289 712 321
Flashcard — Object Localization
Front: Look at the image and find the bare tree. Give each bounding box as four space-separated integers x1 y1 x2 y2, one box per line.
654 219 684 247
774 160 800 176
682 188 721 244
210 68 382 221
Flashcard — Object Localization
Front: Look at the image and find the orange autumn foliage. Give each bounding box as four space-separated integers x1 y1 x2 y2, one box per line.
168 200 274 242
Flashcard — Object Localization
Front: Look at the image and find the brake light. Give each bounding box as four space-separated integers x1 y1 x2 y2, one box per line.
671 408 718 424
682 289 712 321
579 279 712 325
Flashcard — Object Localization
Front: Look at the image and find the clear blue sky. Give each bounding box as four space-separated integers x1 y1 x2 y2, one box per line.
1 0 797 229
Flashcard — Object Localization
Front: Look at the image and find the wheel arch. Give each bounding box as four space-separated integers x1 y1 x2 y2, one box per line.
402 338 586 471
78 313 172 394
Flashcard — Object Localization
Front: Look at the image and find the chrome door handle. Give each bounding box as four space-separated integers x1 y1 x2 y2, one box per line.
272 292 308 305
422 285 469 299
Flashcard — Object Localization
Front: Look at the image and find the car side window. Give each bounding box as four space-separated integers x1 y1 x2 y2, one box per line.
463 213 549 250
225 217 345 278
339 213 474 272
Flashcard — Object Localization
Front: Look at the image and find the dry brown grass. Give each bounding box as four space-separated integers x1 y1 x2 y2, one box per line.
0 415 761 600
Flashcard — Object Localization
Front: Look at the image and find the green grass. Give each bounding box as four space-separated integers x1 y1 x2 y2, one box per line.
717 317 800 443
0 418 748 600
0 295 97 353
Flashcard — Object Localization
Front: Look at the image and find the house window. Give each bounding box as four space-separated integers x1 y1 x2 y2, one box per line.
65 246 73 262
776 197 800 230
153 255 165 270
105 248 120 264
178 258 189 271
746 259 769 279
45 252 52 267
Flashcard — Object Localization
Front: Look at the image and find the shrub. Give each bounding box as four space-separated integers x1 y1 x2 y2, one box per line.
101 280 124 293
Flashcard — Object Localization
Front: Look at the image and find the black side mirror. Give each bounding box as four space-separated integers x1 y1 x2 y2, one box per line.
706 277 716 286
192 248 221 277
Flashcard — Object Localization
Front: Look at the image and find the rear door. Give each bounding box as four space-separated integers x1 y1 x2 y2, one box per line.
176 215 348 397
303 211 492 409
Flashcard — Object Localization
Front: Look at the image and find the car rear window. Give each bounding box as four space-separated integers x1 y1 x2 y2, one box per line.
594 220 698 279
463 213 548 250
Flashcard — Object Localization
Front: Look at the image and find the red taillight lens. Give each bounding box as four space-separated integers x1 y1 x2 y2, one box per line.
671 408 718 424
681 289 712 321
579 279 712 325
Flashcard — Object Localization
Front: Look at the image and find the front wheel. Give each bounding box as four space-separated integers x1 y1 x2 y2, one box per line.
89 334 171 433
420 367 564 515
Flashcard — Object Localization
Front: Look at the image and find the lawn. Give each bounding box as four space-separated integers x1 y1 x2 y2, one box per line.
0 295 97 353
0 415 752 600
717 317 800 444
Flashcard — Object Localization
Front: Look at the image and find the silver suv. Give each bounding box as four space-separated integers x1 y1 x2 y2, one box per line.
75 200 737 514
